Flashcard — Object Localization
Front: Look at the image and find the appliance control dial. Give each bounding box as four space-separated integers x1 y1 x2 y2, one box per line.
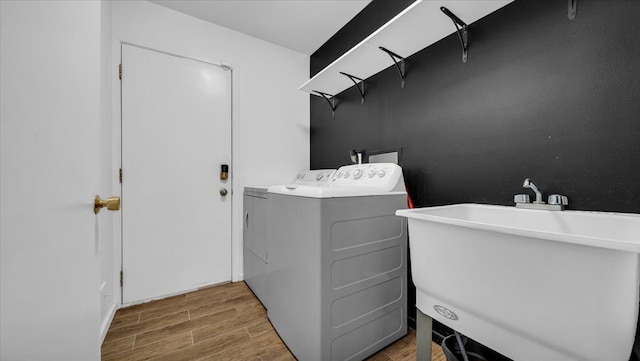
368 170 376 178
354 169 363 179
378 169 386 178
336 172 343 178
343 171 351 178
316 173 324 181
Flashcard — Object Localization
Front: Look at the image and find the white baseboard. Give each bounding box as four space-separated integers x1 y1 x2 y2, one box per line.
100 302 118 344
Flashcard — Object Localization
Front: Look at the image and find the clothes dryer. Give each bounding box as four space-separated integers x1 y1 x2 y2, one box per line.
243 169 335 308
267 163 408 361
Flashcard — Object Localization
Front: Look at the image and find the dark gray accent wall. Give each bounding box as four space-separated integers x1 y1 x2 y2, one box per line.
310 0 640 358
311 0 639 213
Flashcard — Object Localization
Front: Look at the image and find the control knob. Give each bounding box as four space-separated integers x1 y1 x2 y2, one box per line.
354 169 363 179
316 173 324 181
368 170 376 178
377 169 386 178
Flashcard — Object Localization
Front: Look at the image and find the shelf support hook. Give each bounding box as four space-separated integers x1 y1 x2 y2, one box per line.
379 47 406 88
568 0 577 20
313 90 337 116
440 7 469 63
339 72 365 103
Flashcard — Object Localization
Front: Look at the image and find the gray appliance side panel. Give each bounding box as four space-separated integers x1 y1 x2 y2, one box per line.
248 193 268 262
267 194 324 360
321 194 408 361
243 189 268 261
243 189 269 306
243 247 268 307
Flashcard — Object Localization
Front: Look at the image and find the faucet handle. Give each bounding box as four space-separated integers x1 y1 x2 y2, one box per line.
514 194 530 204
548 194 568 206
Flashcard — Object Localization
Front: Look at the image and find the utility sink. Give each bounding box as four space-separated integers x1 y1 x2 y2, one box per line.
396 204 640 361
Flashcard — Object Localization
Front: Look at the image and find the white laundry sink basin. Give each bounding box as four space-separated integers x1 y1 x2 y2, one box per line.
396 203 640 361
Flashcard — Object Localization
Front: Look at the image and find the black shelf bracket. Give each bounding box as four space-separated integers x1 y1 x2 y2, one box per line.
313 90 337 116
379 47 406 88
440 7 469 63
339 72 365 103
568 0 577 20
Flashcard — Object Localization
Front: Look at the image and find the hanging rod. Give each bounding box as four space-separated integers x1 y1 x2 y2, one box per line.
339 72 365 103
379 47 406 88
313 90 337 116
440 7 469 63
568 0 577 20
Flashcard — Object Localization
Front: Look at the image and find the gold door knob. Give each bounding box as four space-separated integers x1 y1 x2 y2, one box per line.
94 195 120 214
220 188 228 196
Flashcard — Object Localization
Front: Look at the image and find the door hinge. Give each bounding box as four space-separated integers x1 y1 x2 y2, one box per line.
120 270 123 287
119 168 123 183
118 64 122 80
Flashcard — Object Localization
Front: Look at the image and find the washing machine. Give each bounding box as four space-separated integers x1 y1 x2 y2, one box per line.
267 163 408 361
243 169 335 308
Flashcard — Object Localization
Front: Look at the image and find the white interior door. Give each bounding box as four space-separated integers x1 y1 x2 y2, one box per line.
1 1 103 359
121 44 232 304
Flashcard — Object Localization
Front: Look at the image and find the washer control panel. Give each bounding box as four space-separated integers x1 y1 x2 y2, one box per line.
270 164 405 197
294 169 336 184
330 163 401 188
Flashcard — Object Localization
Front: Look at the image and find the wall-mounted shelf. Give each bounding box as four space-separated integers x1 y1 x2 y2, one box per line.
299 0 513 101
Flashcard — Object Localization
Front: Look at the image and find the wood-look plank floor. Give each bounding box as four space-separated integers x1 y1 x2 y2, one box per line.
102 282 446 361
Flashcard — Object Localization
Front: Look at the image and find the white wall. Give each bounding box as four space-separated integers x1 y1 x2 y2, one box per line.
112 1 310 282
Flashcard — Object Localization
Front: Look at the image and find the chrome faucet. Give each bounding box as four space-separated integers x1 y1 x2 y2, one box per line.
514 178 568 211
522 178 544 204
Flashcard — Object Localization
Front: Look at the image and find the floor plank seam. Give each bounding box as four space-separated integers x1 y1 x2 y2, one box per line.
103 283 442 361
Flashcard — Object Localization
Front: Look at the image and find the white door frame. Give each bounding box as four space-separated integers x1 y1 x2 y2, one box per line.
116 42 235 305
